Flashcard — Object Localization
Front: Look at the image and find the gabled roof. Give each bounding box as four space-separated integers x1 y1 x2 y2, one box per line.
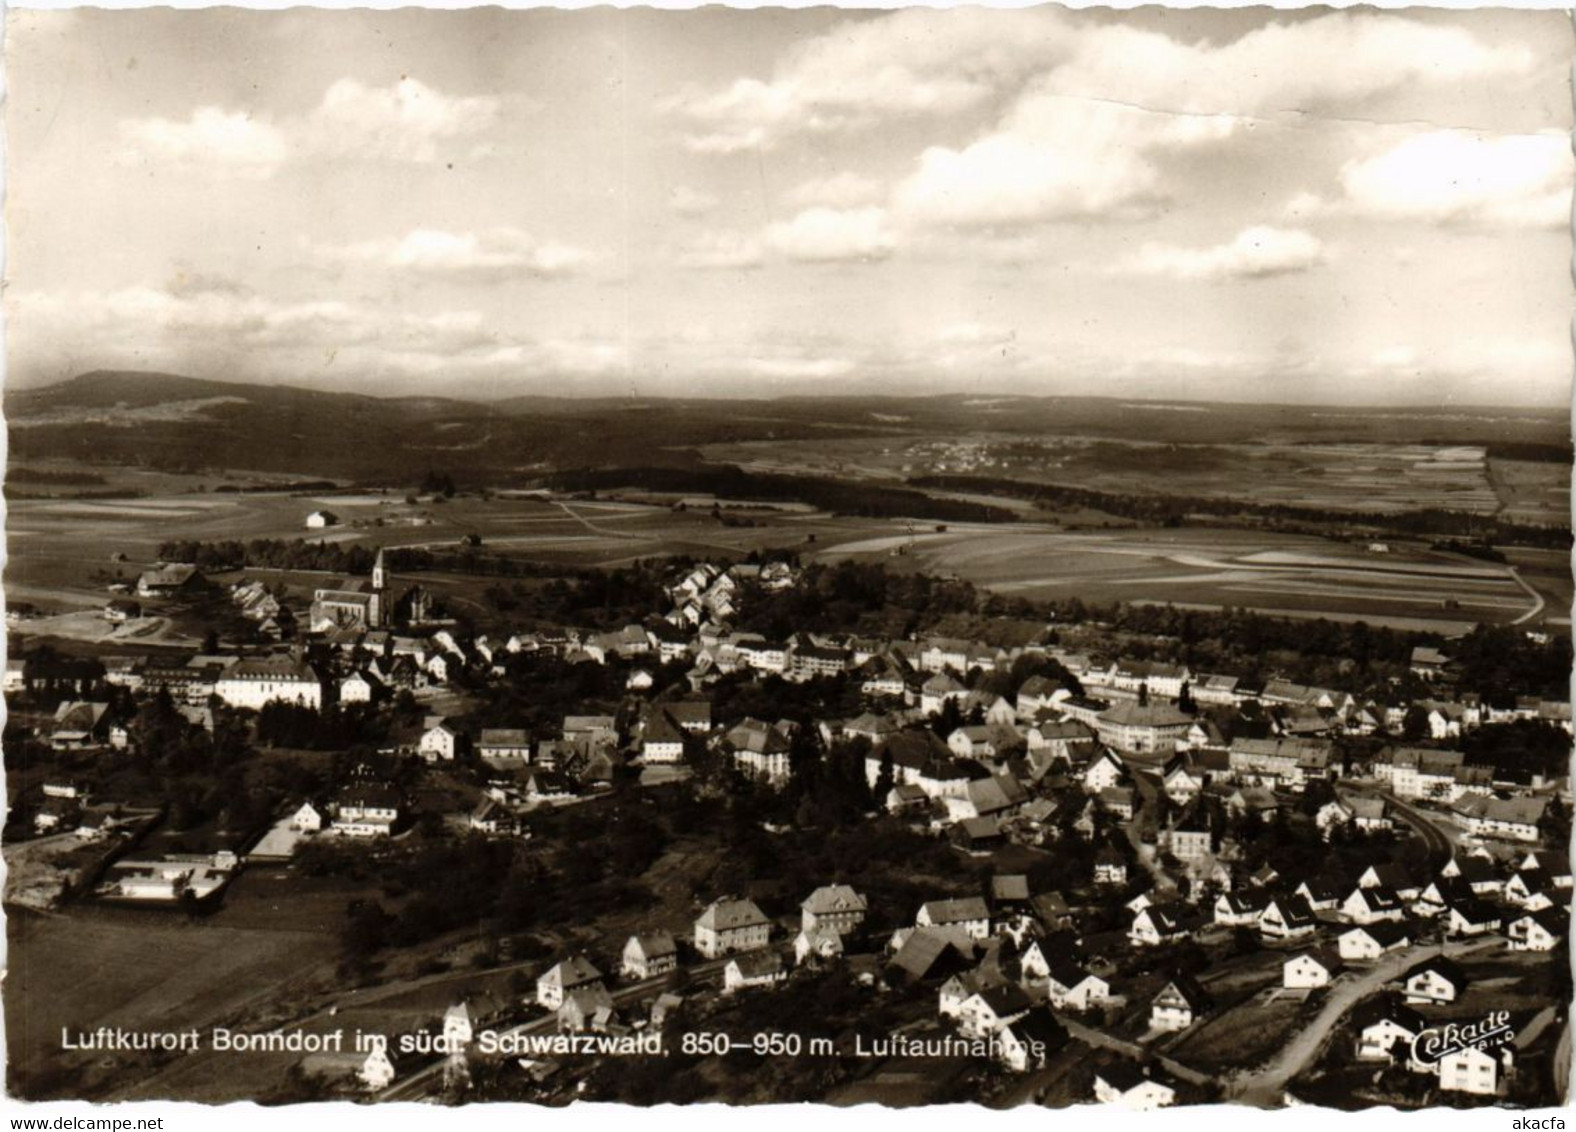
1342 921 1412 947
802 884 868 916
729 950 785 978
1156 974 1212 1013
628 931 677 958
1352 992 1425 1035
1404 956 1466 989
544 955 603 986
888 928 962 980
697 897 769 932
920 896 990 925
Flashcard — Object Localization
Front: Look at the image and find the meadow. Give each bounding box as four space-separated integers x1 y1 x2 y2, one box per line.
7 471 1556 641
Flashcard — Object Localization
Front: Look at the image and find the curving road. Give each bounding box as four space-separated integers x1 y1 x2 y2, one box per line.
1227 936 1501 1107
1507 567 1547 626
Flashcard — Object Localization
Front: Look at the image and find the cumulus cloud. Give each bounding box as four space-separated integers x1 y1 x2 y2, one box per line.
664 9 1534 154
119 77 502 175
119 108 288 178
1123 226 1326 280
764 207 896 263
1042 12 1533 119
676 232 764 271
317 227 592 280
665 7 1066 153
891 94 1237 229
1331 129 1572 227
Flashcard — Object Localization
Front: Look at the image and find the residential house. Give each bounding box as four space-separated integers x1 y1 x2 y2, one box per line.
997 1010 1070 1074
1338 922 1413 962
1440 1045 1513 1096
477 729 532 769
724 718 794 784
333 784 400 838
695 897 771 958
794 925 844 965
1082 750 1127 794
49 702 111 750
641 709 687 765
1283 949 1343 989
536 956 605 1009
1295 876 1346 913
1342 885 1405 925
1044 958 1110 1012
916 897 992 944
558 985 617 1033
801 885 868 934
1354 995 1426 1062
1150 975 1211 1032
1508 906 1568 952
1403 957 1466 1005
1446 900 1503 938
621 932 679 980
1094 845 1128 887
290 801 323 833
724 950 788 993
1093 1064 1176 1111
358 1045 398 1091
1259 895 1318 940
1129 903 1198 948
921 673 969 716
1450 795 1548 843
1358 863 1421 902
957 984 1033 1039
1214 892 1266 928
469 798 518 836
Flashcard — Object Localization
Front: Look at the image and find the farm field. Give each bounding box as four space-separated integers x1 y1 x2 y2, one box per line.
5 472 1554 639
814 524 1541 633
1488 458 1570 527
698 435 1510 516
5 906 341 1099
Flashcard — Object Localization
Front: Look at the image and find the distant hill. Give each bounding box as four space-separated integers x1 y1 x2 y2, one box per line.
7 369 1569 487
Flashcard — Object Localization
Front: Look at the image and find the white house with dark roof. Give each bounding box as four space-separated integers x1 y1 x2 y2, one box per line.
801 885 868 933
621 932 678 980
1094 1064 1175 1111
916 897 991 942
215 655 324 710
695 897 771 958
536 956 605 1009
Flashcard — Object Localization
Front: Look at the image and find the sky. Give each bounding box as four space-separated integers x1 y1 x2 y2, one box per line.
5 6 1573 405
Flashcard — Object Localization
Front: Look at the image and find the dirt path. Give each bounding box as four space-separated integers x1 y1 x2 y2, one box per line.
1507 567 1547 625
1226 937 1502 1107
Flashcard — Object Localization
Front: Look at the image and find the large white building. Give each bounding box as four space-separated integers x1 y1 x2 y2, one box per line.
214 655 324 710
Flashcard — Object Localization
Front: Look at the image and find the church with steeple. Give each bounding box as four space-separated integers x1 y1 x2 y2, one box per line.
308 548 389 633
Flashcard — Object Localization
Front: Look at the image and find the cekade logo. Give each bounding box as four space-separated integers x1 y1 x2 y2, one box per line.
1408 1009 1514 1066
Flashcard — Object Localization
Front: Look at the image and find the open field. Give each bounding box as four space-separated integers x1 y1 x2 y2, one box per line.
816 525 1541 632
1489 459 1570 527
1173 994 1308 1072
5 906 341 1098
698 435 1512 516
7 472 1554 639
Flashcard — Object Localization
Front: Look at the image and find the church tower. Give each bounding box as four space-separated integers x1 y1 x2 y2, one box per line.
370 548 388 628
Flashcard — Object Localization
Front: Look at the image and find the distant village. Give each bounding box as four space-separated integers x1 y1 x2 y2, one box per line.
5 529 1571 1109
